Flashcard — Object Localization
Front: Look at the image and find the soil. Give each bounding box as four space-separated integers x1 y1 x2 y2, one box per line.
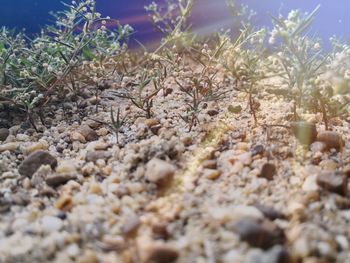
1 64 350 263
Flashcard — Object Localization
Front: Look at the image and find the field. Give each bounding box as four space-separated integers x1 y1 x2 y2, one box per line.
1 1 350 262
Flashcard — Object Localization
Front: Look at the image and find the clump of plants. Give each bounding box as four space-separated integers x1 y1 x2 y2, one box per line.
0 0 132 129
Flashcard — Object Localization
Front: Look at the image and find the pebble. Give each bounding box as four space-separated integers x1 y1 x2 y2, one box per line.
319 159 338 171
316 131 344 151
310 141 327 153
234 218 285 249
316 171 348 196
0 142 19 153
203 169 221 180
78 125 98 142
56 161 77 174
85 151 111 162
251 145 265 156
138 241 179 263
41 215 63 232
145 158 176 187
0 128 9 141
254 204 285 220
46 173 77 187
122 216 141 237
71 132 86 143
302 175 319 192
22 141 49 155
259 163 276 180
18 150 57 178
207 109 219 116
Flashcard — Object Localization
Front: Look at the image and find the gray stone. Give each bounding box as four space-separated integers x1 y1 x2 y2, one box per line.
18 150 57 177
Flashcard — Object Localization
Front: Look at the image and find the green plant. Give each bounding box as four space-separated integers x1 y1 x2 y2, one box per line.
114 71 160 118
145 0 195 54
0 0 132 128
110 107 128 145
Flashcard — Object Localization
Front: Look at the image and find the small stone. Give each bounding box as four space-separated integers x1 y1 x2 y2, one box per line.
316 131 344 151
66 243 80 258
78 125 98 142
139 242 179 263
0 142 19 153
0 128 9 141
203 169 221 180
55 195 73 210
259 163 276 180
234 218 285 249
150 124 162 135
94 142 109 151
18 150 57 178
310 141 327 153
46 174 77 187
254 204 285 220
302 175 319 192
207 109 219 116
316 171 348 196
145 158 176 187
86 151 111 162
319 159 338 171
41 215 63 232
56 161 77 174
71 132 86 143
238 152 252 165
101 235 126 251
202 159 217 169
144 119 159 127
89 183 102 195
22 142 49 155
78 250 98 263
122 216 141 237
251 145 265 156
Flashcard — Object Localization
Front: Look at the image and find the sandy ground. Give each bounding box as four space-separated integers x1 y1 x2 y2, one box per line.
1 64 350 263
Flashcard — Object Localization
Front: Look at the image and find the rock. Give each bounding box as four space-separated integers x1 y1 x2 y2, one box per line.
89 183 102 195
302 175 319 192
122 216 141 237
0 128 9 141
316 131 344 151
203 168 221 180
138 242 179 263
56 161 77 174
0 142 19 153
145 158 176 187
144 119 159 127
251 145 265 156
71 132 86 143
290 122 317 145
319 159 338 171
259 163 276 180
234 218 285 250
254 204 286 220
207 109 219 116
316 171 348 196
202 159 217 169
86 151 111 162
18 150 57 178
248 245 291 263
55 195 73 210
310 141 327 153
78 125 98 142
22 141 49 155
78 250 98 263
238 152 252 165
41 215 63 232
46 174 77 187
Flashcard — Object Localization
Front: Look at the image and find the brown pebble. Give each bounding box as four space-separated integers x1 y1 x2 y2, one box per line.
78 125 98 142
316 171 348 196
316 131 344 151
141 243 179 263
207 109 219 116
259 163 276 180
